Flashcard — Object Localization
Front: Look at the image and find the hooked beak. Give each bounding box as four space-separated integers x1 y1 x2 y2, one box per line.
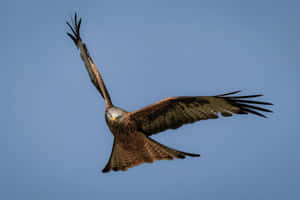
110 116 117 121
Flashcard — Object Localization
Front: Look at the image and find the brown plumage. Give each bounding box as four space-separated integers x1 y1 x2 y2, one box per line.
66 13 273 173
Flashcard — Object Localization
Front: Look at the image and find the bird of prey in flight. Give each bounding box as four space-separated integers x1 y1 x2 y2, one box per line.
66 13 272 173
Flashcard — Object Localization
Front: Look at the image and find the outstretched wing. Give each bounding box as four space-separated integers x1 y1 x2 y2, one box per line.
66 13 112 106
129 91 273 136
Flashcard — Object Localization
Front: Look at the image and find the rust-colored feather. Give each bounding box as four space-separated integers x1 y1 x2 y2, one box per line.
102 133 199 173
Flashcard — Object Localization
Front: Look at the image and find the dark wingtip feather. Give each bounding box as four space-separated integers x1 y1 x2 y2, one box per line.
67 32 77 45
234 99 273 106
77 18 82 37
66 21 77 37
217 90 273 118
230 94 263 99
184 152 200 157
74 12 78 26
217 90 241 97
241 107 267 118
235 103 273 113
66 12 82 46
177 154 186 159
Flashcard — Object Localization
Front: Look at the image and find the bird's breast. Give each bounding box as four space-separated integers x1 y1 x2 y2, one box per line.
105 115 137 137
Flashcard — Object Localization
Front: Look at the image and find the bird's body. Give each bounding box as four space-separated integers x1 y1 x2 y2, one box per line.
67 14 272 173
103 106 201 172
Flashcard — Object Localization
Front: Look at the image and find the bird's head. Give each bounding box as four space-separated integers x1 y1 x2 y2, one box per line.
106 107 126 123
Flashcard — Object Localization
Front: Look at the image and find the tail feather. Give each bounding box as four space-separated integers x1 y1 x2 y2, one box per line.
102 136 199 173
147 137 200 159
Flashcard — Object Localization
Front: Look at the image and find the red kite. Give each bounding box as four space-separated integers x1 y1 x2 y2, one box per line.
66 14 272 173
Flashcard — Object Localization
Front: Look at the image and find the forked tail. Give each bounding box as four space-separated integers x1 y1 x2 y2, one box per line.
102 136 199 173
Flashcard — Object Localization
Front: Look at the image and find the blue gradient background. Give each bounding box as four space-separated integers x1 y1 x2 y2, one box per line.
3 0 299 199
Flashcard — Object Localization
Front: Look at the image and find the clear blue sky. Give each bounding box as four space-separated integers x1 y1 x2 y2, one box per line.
2 0 299 199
